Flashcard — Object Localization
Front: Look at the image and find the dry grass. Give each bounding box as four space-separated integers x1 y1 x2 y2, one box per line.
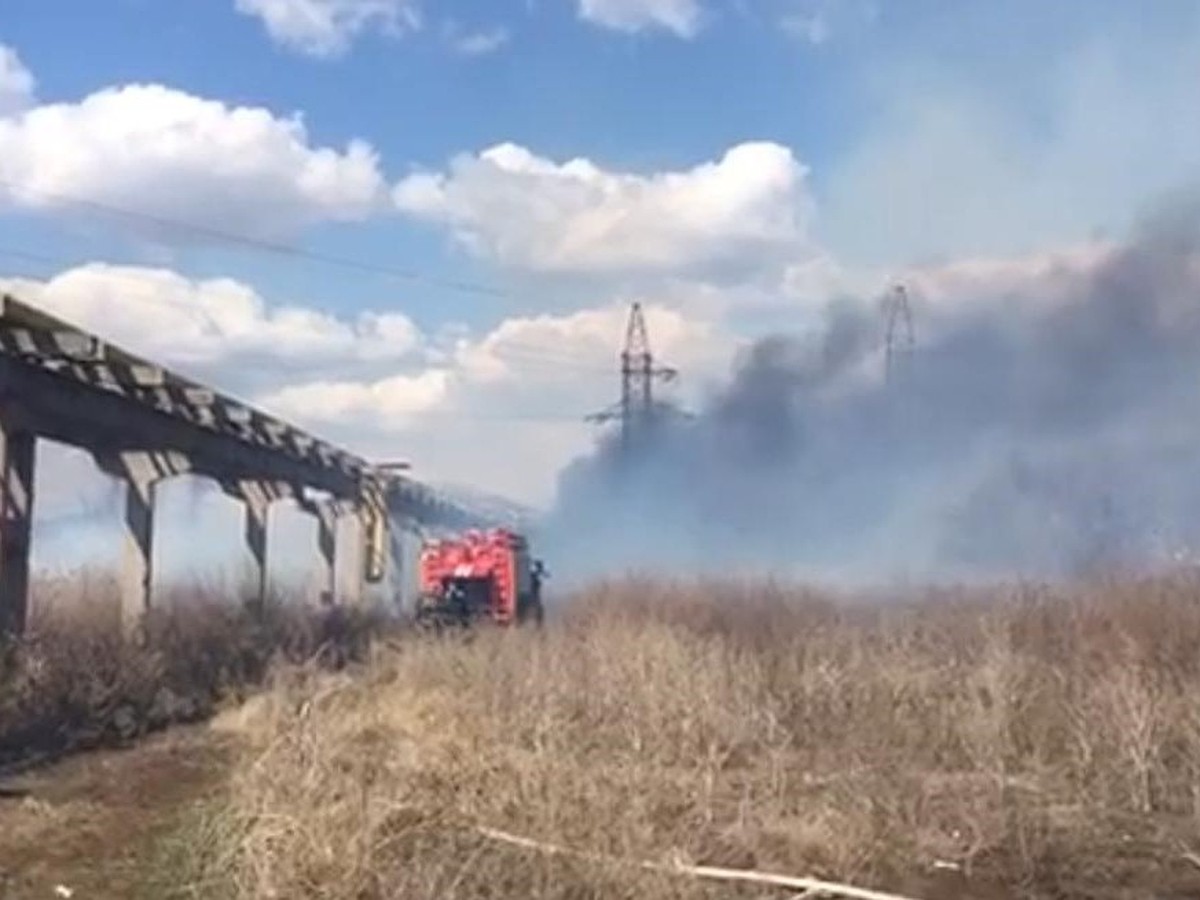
0 573 381 770
189 573 1200 899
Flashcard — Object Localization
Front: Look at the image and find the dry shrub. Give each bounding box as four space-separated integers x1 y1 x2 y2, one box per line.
202 573 1200 899
0 575 383 770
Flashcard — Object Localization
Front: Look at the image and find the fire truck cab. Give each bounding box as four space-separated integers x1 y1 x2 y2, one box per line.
415 528 546 628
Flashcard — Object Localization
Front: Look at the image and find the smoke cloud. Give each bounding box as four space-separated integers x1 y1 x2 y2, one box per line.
538 196 1200 584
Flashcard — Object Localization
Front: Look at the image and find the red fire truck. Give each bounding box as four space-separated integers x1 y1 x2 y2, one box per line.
415 528 546 628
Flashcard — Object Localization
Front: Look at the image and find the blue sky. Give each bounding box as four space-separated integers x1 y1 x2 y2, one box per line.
2 0 1200 581
4 0 1196 325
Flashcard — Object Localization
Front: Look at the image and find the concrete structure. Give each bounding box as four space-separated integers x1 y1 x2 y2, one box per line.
0 294 491 636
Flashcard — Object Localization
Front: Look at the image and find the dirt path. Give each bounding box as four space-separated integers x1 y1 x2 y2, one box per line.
0 726 234 900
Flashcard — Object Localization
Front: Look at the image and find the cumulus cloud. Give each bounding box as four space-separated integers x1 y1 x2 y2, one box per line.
2 241 1132 513
0 258 735 503
0 264 422 388
445 24 510 57
260 300 726 428
576 0 703 37
0 45 34 115
259 369 452 423
459 300 728 385
394 141 816 276
235 0 420 58
0 83 386 240
418 302 729 503
249 299 731 503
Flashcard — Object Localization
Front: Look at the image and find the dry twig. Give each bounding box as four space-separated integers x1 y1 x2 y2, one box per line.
475 826 922 900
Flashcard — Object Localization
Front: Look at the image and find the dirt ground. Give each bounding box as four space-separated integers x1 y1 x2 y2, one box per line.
0 727 234 900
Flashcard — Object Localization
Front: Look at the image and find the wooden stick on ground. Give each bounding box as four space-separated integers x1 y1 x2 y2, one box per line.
475 826 923 900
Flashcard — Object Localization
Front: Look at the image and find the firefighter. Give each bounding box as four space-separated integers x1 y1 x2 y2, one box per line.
443 577 469 628
531 560 546 599
529 559 548 625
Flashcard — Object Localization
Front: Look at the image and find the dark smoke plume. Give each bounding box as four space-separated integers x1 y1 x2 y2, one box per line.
538 199 1200 584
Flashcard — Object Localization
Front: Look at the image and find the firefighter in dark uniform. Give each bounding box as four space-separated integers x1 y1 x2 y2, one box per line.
529 560 547 625
443 577 469 628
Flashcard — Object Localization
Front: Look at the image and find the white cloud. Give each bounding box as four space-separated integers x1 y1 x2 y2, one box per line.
456 301 729 386
0 83 386 240
259 369 452 423
394 141 816 275
0 263 421 377
0 45 34 115
447 25 510 57
255 299 732 503
235 0 420 58
780 13 829 45
1 233 1128 509
577 0 703 37
427 302 730 502
0 259 733 503
779 1 877 46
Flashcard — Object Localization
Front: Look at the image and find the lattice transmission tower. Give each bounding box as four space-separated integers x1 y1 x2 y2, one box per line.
587 302 679 451
882 284 915 385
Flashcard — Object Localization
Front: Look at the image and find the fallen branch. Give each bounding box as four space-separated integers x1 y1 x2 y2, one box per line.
475 825 922 900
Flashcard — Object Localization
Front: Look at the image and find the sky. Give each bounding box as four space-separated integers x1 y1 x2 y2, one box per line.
1 0 1199 582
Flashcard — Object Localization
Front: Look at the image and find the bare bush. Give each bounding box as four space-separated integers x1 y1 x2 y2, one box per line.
0 575 382 770
198 574 1200 899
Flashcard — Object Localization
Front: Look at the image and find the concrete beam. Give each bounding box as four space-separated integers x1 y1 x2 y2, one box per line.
0 356 361 499
0 425 35 636
0 326 103 360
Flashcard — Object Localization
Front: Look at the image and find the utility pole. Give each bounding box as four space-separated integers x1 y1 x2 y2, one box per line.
883 284 915 386
588 302 678 452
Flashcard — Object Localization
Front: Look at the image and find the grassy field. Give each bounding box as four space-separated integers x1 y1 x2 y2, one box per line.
180 574 1200 899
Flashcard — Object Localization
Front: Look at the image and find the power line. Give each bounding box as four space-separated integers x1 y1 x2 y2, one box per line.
380 410 595 422
0 245 75 273
484 344 613 375
0 177 509 300
0 242 614 377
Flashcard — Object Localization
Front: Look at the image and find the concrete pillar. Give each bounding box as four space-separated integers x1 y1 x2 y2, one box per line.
316 501 336 605
0 425 35 636
362 497 387 585
387 518 410 613
97 451 171 636
340 510 364 607
240 481 271 613
119 474 156 633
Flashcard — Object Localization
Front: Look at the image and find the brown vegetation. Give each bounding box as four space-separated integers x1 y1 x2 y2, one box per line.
193 574 1200 899
0 572 379 771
